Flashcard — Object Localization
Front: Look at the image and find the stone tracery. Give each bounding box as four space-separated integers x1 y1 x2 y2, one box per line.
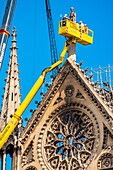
38 104 101 169
25 166 37 170
97 153 113 169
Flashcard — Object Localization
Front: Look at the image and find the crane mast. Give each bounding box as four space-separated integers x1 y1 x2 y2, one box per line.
45 0 58 77
0 0 17 70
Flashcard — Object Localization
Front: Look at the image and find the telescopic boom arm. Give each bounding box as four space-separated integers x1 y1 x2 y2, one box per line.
0 0 17 70
0 40 73 149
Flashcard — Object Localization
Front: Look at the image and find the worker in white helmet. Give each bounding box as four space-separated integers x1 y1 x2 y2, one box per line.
70 7 76 23
62 14 69 26
84 24 88 34
63 14 68 20
79 21 84 32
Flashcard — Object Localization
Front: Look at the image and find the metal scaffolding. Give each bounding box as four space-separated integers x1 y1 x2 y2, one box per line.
89 65 113 92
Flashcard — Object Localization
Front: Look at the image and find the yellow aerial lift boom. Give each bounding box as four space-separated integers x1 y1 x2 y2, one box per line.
0 18 93 149
0 41 70 149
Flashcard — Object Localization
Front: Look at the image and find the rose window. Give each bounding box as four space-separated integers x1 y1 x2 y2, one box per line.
41 108 100 169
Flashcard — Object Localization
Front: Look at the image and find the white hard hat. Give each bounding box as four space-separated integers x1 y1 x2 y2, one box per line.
70 7 74 10
64 14 67 17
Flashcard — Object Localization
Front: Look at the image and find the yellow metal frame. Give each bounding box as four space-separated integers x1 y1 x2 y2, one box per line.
59 19 93 45
0 41 71 149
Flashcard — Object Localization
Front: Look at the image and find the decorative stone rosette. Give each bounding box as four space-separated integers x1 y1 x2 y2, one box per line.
37 103 101 170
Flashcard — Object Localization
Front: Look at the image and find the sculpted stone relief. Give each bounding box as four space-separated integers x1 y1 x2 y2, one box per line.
97 153 113 169
22 141 34 167
25 166 37 170
37 103 101 170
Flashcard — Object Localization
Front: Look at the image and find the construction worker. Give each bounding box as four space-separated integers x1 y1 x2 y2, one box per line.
79 21 84 32
62 14 69 26
84 24 88 34
63 14 70 20
70 7 76 23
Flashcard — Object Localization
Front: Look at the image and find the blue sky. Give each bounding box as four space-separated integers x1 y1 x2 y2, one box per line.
0 0 113 169
0 0 113 127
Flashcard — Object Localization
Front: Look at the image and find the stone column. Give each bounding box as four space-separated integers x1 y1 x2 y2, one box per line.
2 150 6 170
17 146 21 170
12 147 16 170
68 43 76 62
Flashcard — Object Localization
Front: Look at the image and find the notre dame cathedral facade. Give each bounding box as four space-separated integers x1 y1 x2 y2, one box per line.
0 28 113 170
